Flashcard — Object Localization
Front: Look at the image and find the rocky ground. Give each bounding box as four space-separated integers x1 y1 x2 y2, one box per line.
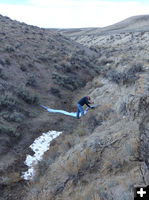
1 14 149 200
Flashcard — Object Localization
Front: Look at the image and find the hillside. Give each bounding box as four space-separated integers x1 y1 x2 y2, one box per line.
0 14 99 200
58 15 149 37
0 14 149 200
25 15 149 200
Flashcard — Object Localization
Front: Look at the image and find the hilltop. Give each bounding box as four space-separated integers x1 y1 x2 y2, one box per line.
58 15 149 37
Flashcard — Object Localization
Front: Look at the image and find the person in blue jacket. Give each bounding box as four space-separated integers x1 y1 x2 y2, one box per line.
76 96 94 118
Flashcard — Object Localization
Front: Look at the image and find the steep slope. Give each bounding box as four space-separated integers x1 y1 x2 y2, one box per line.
0 14 100 200
24 16 149 200
1 14 149 200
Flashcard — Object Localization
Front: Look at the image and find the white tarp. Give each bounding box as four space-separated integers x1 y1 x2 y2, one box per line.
40 104 88 117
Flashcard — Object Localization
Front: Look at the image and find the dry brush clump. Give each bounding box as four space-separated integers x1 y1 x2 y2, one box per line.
74 104 114 137
2 111 25 123
0 67 7 80
33 135 76 181
58 147 97 179
34 143 60 179
0 124 20 138
0 91 17 109
73 184 100 200
50 87 61 98
26 75 37 87
17 86 39 104
52 71 83 91
105 63 144 85
0 172 22 186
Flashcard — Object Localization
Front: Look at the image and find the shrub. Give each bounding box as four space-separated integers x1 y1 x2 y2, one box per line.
52 72 82 91
26 75 37 87
0 68 7 80
105 64 143 85
38 54 51 62
17 86 39 104
20 64 27 71
99 57 113 65
127 63 143 75
28 61 34 68
61 60 72 73
3 111 25 122
1 176 9 185
0 91 16 108
0 125 20 137
28 111 37 118
0 173 21 185
0 58 5 65
105 70 124 84
50 87 61 98
5 58 11 65
75 124 86 136
119 102 127 116
58 147 96 178
5 45 15 53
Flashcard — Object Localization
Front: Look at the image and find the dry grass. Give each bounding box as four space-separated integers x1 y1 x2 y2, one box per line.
0 172 22 185
75 123 86 136
72 184 101 200
58 147 95 177
136 73 146 94
91 78 104 89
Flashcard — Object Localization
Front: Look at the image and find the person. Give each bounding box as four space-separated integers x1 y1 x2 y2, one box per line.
76 96 94 119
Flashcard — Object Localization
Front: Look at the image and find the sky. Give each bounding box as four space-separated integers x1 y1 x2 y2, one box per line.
0 0 149 28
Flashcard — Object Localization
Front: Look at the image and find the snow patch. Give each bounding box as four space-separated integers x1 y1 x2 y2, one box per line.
22 130 62 180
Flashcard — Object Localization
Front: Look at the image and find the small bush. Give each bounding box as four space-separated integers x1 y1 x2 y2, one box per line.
0 68 7 80
0 125 20 137
0 58 5 65
105 64 143 85
119 102 127 116
75 124 86 136
0 173 22 185
0 91 16 108
61 60 72 73
52 72 82 91
1 176 9 185
127 63 143 75
58 147 96 178
3 111 25 122
28 111 37 118
5 45 15 53
5 58 11 65
99 57 113 65
38 54 51 62
28 61 34 68
50 87 61 98
105 70 124 84
20 64 27 71
17 86 39 104
26 75 37 87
